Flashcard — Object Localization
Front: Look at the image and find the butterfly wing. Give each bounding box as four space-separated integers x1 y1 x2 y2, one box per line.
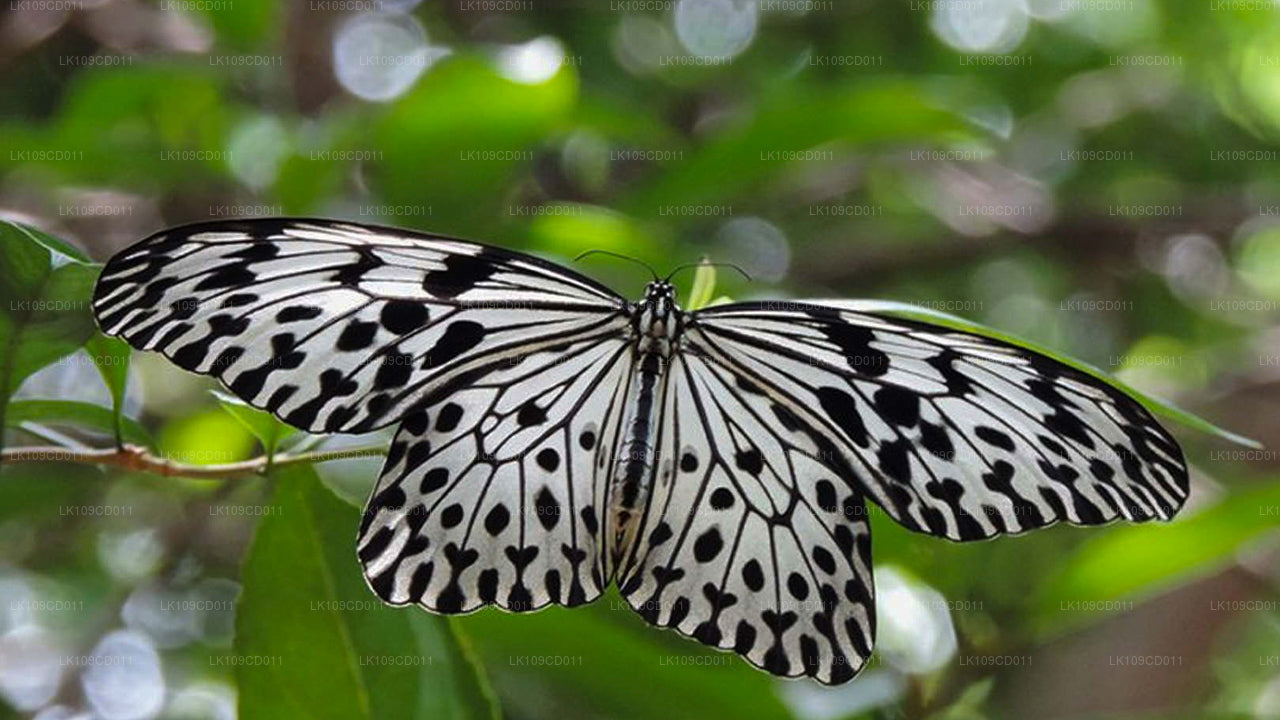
617 349 875 684
359 334 633 613
617 299 1187 683
93 218 628 434
683 300 1189 541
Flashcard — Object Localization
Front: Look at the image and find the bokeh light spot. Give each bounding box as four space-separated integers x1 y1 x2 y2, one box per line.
674 0 758 59
930 0 1029 54
496 36 565 85
333 12 443 102
81 630 165 720
717 217 790 282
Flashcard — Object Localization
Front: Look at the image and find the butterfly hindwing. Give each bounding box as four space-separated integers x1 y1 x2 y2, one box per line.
618 350 875 684
92 219 627 434
686 301 1189 541
358 335 633 613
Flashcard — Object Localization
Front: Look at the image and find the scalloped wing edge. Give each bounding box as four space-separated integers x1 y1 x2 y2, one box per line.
824 299 1261 450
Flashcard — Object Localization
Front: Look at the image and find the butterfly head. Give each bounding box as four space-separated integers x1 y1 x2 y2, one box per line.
633 281 681 353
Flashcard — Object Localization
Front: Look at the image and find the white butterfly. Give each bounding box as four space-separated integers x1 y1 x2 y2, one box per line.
93 218 1187 684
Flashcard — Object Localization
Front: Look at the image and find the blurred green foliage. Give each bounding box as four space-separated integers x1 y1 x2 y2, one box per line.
3 2 1280 720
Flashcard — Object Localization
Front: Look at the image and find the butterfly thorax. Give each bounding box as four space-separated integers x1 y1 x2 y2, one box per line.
609 281 683 570
630 280 682 356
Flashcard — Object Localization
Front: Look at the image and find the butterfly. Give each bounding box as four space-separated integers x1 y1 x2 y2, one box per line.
92 218 1188 684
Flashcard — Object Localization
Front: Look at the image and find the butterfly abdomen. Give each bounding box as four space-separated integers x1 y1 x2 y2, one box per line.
609 349 665 568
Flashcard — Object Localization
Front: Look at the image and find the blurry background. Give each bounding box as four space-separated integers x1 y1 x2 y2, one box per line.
2 0 1280 718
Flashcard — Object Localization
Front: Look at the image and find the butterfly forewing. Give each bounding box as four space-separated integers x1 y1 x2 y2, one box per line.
92 219 627 434
686 301 1189 540
618 351 875 684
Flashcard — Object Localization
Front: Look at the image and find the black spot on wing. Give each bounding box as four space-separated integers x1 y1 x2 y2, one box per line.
422 321 485 369
735 449 764 476
228 242 279 262
1045 407 1095 449
536 448 560 472
337 320 378 351
220 293 258 308
648 522 672 547
332 247 384 287
420 467 449 494
928 348 973 395
277 305 323 323
818 322 889 377
580 506 599 536
920 421 954 459
440 504 465 529
873 386 919 427
680 452 699 472
374 351 413 389
380 300 431 334
693 527 724 563
974 425 1015 452
982 460 1044 528
815 480 837 512
517 401 547 427
483 504 510 536
194 263 256 291
534 487 560 530
709 487 735 509
876 438 913 484
169 299 198 320
811 546 836 574
436 403 464 432
786 573 809 600
423 253 499 299
816 386 869 448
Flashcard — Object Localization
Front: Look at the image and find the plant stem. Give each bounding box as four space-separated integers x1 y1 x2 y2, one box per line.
0 444 386 479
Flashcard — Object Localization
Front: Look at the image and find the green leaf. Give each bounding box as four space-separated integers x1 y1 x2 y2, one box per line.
5 220 93 265
927 677 995 720
84 334 131 446
157 408 257 465
685 258 715 311
235 465 498 720
439 619 501 720
620 81 968 214
458 590 791 720
1034 482 1280 637
843 299 1261 448
211 390 296 458
4 65 232 189
0 460 104 523
4 400 152 447
0 221 99 450
527 204 663 262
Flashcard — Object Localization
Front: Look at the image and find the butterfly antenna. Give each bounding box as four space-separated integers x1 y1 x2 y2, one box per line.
665 259 753 283
574 249 659 281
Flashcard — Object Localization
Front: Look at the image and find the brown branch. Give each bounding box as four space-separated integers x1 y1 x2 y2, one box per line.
0 444 386 479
